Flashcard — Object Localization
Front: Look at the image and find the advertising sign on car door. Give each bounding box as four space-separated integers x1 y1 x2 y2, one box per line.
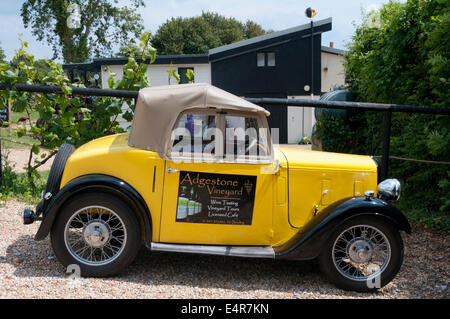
175 171 257 225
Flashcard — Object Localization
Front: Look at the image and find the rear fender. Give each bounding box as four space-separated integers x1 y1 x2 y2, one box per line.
275 197 411 260
34 174 153 244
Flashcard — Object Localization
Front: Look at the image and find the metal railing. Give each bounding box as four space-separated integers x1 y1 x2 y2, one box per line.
245 97 450 180
1 83 449 181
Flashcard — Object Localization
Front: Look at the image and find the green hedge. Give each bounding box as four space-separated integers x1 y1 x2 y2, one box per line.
316 0 449 231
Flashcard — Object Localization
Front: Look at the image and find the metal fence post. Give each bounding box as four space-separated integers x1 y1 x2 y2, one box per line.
0 135 2 186
381 110 392 181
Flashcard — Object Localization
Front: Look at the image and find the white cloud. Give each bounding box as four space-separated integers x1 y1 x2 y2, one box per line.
366 3 381 13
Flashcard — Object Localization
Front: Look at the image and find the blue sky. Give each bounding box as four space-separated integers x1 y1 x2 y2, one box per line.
0 0 403 61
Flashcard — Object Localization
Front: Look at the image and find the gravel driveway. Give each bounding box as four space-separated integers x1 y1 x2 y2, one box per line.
0 200 448 299
2 148 54 173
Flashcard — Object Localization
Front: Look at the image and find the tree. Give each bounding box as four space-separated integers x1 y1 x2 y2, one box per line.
21 0 145 63
243 20 272 39
0 41 6 63
34 59 51 78
114 42 142 58
151 12 268 55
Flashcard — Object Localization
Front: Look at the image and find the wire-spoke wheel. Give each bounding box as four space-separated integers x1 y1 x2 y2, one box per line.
332 225 391 281
318 215 404 292
64 206 127 265
51 193 141 277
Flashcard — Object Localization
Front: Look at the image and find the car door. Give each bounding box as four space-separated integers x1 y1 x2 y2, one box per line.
159 110 275 246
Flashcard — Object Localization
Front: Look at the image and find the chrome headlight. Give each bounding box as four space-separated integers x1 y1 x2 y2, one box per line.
377 178 401 201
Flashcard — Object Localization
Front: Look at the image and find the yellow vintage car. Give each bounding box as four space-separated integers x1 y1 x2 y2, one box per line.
23 84 409 291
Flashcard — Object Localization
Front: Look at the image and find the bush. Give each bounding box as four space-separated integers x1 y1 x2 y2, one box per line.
0 32 156 190
315 109 381 155
0 146 48 203
316 0 449 231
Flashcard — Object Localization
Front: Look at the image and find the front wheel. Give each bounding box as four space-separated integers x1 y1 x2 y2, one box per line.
51 192 141 277
318 215 404 292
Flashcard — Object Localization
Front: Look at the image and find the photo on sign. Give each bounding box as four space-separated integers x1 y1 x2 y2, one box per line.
175 171 257 225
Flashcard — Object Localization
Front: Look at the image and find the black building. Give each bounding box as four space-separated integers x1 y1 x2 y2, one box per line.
64 18 340 143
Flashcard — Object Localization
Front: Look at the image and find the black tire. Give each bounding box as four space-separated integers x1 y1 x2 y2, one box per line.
45 143 76 197
51 192 141 277
318 215 404 292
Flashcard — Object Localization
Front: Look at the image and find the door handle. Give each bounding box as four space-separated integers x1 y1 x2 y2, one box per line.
167 167 179 174
273 160 283 175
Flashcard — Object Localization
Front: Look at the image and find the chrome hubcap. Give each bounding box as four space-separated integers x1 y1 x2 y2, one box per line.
83 221 110 248
348 239 373 263
64 206 127 265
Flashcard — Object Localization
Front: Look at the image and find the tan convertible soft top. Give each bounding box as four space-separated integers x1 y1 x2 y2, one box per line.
128 83 270 155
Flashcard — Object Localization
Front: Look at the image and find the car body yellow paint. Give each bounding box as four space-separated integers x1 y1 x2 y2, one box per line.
60 133 378 247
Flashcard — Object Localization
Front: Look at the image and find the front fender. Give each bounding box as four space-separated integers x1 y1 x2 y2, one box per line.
275 197 411 260
34 174 153 244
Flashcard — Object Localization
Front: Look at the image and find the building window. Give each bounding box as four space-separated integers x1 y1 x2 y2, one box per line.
267 52 276 67
178 67 194 84
257 53 265 67
256 52 276 67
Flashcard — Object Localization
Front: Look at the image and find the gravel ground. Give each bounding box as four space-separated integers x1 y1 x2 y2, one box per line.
2 148 54 173
0 200 448 299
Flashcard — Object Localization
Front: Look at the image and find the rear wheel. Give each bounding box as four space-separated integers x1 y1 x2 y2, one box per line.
318 215 404 292
51 192 141 277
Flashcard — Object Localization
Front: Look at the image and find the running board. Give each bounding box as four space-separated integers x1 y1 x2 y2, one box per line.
150 243 275 259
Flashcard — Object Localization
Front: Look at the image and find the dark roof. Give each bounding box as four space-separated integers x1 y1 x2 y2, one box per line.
63 18 333 70
208 18 332 62
209 17 332 57
63 54 209 72
92 53 209 66
62 61 102 73
321 46 345 55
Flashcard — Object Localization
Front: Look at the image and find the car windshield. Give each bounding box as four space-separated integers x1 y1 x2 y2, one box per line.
225 115 268 160
170 111 270 163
